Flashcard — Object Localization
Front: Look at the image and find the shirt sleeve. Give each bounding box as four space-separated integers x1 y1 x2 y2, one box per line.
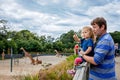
94 40 110 64
87 38 93 47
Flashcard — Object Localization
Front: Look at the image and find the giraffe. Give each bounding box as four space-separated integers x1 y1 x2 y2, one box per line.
36 52 42 64
1 49 5 60
35 56 42 64
54 50 62 57
20 47 35 65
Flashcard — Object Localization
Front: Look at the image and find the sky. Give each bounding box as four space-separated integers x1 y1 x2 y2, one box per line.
0 0 120 38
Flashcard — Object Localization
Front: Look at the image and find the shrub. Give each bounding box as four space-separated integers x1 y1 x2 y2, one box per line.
38 55 77 80
19 55 77 80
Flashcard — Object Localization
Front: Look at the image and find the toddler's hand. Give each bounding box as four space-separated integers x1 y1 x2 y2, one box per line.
79 50 84 56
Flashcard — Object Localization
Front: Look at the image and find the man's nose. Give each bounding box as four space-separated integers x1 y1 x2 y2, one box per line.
93 29 96 32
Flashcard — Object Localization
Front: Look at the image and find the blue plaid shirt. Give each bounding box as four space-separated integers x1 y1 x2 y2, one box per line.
89 33 117 80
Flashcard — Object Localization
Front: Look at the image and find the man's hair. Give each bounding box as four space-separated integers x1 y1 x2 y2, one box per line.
91 17 107 30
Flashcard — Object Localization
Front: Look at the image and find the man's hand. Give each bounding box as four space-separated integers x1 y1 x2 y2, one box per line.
79 50 85 56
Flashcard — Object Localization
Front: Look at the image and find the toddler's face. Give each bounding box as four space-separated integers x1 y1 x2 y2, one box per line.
81 29 91 39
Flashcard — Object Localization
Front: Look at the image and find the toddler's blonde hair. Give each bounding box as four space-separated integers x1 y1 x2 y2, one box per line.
82 26 95 41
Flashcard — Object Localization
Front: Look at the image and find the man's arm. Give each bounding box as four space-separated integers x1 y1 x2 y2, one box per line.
82 55 97 65
82 47 92 55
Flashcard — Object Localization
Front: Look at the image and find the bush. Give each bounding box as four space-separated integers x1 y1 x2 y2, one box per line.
20 55 77 80
38 55 77 80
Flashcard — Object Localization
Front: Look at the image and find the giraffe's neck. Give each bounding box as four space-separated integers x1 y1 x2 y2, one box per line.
22 48 35 64
22 48 29 56
22 48 27 53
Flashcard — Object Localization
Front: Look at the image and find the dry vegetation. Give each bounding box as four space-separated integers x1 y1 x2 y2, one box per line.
38 56 120 80
38 55 76 80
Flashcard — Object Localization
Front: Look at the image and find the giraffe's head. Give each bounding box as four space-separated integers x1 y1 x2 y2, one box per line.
20 47 24 50
54 49 57 52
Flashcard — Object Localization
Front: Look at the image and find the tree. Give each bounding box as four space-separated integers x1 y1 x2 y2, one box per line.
110 31 120 44
53 41 63 51
59 30 75 48
0 19 8 53
0 19 8 36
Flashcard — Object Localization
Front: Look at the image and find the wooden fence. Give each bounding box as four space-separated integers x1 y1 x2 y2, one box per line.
73 62 89 80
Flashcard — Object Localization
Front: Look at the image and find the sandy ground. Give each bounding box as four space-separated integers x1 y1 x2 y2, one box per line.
115 56 120 80
0 55 66 80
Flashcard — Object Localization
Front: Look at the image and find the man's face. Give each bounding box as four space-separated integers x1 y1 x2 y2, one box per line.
92 23 102 37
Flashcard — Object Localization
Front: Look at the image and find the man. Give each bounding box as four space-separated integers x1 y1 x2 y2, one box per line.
81 17 117 80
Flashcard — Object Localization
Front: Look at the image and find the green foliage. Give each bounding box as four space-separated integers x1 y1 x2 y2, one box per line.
110 31 120 44
1 25 120 55
0 41 5 53
0 29 77 54
17 55 77 80
60 30 75 48
38 55 77 80
66 55 77 62
20 74 39 80
53 41 64 51
64 48 74 53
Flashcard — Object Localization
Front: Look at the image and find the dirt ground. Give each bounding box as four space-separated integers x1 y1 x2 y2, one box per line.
115 56 120 80
0 56 120 80
0 55 66 80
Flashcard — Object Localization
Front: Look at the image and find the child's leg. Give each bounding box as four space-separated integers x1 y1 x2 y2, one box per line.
67 65 76 76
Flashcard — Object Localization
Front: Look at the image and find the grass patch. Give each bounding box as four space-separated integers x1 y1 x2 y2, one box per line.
22 74 39 80
18 55 77 80
13 74 39 80
38 55 77 80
